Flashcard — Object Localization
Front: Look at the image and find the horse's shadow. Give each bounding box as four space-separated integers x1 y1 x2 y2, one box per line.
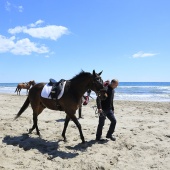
55 118 65 122
55 118 82 122
65 139 108 151
2 134 79 159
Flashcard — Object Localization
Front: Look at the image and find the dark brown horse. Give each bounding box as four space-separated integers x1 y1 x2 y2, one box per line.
15 70 106 143
15 80 36 95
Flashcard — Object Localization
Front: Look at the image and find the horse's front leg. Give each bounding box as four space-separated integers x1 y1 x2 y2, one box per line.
62 115 70 142
78 98 82 118
70 114 85 143
78 107 82 118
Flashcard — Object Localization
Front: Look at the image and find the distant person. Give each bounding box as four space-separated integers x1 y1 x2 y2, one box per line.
96 79 119 141
82 89 91 105
78 89 91 118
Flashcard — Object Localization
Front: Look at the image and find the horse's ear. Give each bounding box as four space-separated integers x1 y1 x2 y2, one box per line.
98 71 103 76
93 70 96 76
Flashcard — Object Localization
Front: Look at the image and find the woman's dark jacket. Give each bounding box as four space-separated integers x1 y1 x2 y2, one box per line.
96 85 114 111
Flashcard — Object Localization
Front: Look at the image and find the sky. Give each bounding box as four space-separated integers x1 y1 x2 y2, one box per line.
0 0 170 83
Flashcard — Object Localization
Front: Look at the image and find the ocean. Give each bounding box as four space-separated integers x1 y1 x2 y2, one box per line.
0 82 170 102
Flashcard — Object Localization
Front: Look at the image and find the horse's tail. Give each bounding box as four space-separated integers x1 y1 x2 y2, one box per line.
14 97 30 120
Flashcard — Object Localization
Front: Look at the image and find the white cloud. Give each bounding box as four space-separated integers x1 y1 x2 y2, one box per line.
5 1 11 11
132 51 158 58
8 21 69 40
8 26 27 34
18 6 23 13
11 38 49 55
0 35 49 55
0 35 15 52
24 25 69 40
1 20 69 56
29 20 44 27
5 1 23 12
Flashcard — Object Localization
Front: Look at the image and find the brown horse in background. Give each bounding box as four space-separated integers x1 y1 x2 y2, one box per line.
15 70 107 143
15 80 36 95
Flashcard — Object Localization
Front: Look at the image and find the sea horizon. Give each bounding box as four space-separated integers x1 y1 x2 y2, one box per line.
0 82 170 102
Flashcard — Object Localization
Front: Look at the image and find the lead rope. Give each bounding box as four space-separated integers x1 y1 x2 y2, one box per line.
93 105 106 118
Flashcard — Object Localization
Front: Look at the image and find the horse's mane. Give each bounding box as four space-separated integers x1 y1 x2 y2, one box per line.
70 70 91 81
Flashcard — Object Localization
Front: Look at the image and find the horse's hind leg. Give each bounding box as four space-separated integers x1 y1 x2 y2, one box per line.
16 88 19 95
29 104 44 136
19 89 21 95
62 115 70 141
29 114 40 136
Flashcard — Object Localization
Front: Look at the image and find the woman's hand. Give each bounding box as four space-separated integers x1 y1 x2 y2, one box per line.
98 109 103 113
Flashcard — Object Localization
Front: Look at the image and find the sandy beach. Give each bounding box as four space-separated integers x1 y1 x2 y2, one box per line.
0 93 170 170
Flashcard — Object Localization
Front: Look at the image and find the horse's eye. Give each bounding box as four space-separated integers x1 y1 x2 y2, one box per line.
95 77 100 81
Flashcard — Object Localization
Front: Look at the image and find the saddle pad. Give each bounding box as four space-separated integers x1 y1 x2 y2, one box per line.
41 81 66 99
41 84 52 99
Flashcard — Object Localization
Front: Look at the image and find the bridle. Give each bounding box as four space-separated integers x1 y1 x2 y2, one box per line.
91 76 104 97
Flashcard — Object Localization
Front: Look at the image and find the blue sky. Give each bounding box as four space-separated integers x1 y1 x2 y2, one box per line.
0 0 170 83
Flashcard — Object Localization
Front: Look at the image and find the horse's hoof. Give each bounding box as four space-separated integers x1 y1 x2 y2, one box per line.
62 136 67 142
28 129 32 134
38 134 42 138
81 141 88 148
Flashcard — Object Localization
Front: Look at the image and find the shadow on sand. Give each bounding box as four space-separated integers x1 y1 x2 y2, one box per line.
3 134 79 159
55 118 65 122
66 139 108 151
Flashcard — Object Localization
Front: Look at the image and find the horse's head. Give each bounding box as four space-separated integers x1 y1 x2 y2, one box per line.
30 80 36 86
90 70 107 100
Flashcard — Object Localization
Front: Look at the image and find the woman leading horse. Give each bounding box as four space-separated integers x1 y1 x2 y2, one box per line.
15 70 107 143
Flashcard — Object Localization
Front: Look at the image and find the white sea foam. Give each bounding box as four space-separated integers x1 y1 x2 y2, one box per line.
0 86 27 95
115 93 170 102
1 83 170 102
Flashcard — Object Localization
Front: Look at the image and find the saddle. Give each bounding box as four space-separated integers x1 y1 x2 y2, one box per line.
48 78 65 100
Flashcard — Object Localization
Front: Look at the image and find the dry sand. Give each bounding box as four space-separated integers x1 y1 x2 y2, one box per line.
0 93 170 170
